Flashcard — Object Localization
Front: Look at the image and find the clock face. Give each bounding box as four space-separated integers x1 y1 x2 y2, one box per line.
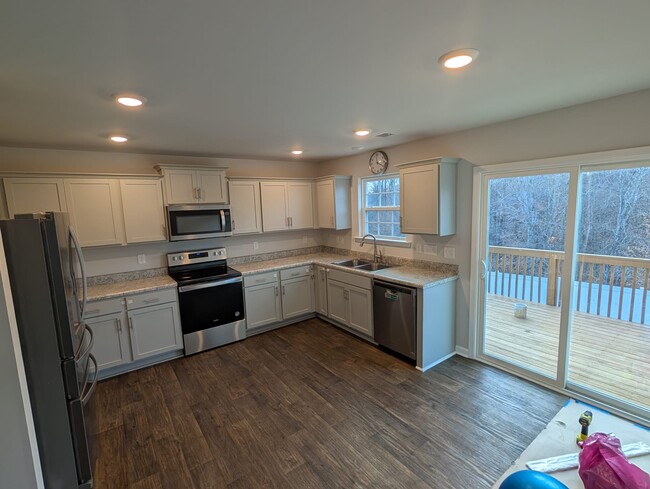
369 151 388 175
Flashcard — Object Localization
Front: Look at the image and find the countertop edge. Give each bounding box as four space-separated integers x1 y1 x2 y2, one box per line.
87 281 177 302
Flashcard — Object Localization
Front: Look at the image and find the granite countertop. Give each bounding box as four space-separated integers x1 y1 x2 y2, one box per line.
232 253 458 289
87 275 177 302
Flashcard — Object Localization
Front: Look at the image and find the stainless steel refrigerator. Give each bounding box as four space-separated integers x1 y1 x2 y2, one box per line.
1 212 96 489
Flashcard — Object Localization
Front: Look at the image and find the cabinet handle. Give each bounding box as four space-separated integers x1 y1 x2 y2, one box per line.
282 285 286 295
274 286 279 296
117 318 122 332
286 217 290 227
143 298 160 304
232 219 236 231
129 317 134 330
344 290 349 300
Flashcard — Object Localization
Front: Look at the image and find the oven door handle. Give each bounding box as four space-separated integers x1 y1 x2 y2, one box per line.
178 276 242 293
220 209 226 231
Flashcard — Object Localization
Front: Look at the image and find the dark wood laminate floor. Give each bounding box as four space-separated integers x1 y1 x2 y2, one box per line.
90 318 567 489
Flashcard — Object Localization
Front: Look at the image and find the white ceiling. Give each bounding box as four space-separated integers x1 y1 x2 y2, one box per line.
2 0 650 161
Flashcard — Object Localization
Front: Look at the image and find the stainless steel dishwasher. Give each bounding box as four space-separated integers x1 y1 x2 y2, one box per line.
372 280 417 359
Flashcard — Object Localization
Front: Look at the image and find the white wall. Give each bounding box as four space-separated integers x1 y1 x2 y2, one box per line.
318 88 650 351
0 232 44 489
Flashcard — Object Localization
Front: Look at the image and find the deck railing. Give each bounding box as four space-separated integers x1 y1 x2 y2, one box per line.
487 246 650 325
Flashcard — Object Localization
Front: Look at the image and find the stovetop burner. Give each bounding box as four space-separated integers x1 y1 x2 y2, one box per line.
167 247 241 286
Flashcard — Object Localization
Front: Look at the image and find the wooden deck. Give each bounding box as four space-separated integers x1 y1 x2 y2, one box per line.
485 294 650 410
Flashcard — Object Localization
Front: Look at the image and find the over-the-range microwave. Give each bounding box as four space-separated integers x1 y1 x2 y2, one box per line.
166 204 233 241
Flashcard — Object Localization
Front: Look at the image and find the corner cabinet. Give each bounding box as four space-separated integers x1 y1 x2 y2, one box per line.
260 180 314 232
86 288 183 379
398 157 458 236
228 179 263 235
156 165 228 204
315 176 351 229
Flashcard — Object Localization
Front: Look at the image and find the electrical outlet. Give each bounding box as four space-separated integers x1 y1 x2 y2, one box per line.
253 242 259 250
443 246 455 259
424 244 437 255
137 254 146 264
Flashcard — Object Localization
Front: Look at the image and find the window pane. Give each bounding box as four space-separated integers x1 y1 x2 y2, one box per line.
366 210 378 223
379 223 393 236
367 223 379 235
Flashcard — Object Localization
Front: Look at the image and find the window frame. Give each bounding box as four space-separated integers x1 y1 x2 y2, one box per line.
359 173 407 242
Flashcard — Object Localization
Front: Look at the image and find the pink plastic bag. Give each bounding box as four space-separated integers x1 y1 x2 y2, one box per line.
578 432 650 489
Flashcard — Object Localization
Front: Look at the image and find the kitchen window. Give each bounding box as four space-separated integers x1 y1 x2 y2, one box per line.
359 174 406 241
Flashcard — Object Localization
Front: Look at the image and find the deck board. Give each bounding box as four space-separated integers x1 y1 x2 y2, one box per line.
485 294 650 410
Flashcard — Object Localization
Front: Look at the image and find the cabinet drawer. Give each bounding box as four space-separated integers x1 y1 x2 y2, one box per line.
126 288 177 310
280 265 311 281
85 298 124 318
327 269 371 290
244 270 279 288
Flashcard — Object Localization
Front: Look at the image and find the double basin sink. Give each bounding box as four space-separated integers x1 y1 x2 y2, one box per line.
333 259 392 272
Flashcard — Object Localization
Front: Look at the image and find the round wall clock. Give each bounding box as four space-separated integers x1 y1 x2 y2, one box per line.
369 151 389 175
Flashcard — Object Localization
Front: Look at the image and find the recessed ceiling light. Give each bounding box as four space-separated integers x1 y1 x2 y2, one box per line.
354 129 371 137
110 135 129 143
291 150 303 155
438 48 479 69
112 93 147 107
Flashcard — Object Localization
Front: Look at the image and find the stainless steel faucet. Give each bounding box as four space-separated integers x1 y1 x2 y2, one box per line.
360 234 382 263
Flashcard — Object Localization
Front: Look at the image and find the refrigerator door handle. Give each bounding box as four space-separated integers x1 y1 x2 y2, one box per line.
74 324 94 362
69 227 88 321
80 354 98 405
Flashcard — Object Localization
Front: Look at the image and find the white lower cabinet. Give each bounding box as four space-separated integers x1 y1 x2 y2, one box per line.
244 266 314 332
314 266 329 315
86 288 182 378
326 269 373 337
128 302 183 360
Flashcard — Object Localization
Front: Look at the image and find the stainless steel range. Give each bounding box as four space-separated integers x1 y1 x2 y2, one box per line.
167 247 245 355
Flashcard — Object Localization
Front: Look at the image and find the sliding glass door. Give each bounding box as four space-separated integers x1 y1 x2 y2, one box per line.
476 161 650 420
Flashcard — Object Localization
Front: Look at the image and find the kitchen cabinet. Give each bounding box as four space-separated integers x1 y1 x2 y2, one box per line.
64 179 126 247
316 176 351 229
326 269 373 337
86 288 182 378
156 165 228 204
399 158 458 236
260 180 314 232
314 265 329 315
244 266 314 332
120 179 167 243
228 179 263 235
3 177 67 217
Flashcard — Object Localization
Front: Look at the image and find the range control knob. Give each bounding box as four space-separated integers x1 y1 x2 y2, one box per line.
172 256 177 261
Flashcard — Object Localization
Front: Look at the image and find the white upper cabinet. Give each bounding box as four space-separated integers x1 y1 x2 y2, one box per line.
157 165 228 204
399 158 458 236
316 176 351 230
287 181 314 229
64 179 126 247
3 178 67 217
228 179 262 235
260 180 314 232
120 179 167 243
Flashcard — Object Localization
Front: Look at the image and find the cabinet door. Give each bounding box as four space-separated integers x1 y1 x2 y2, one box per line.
287 181 314 229
281 276 313 319
348 285 373 336
260 182 289 232
120 179 167 243
400 164 439 234
86 312 131 371
196 170 227 204
316 180 335 228
327 279 348 324
3 177 67 217
164 169 198 204
128 302 183 361
315 267 328 315
229 180 262 235
64 179 125 247
245 282 282 330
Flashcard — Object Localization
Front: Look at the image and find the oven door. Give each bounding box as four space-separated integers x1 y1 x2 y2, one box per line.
167 205 232 241
178 277 245 334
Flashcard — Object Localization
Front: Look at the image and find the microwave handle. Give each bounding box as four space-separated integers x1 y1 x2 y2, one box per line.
220 209 226 230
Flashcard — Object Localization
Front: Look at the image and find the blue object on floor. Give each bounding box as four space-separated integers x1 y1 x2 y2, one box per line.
499 470 569 489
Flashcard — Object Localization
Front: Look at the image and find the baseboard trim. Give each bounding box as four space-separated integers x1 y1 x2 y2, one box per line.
418 351 456 372
98 349 184 381
246 313 317 337
455 346 469 358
